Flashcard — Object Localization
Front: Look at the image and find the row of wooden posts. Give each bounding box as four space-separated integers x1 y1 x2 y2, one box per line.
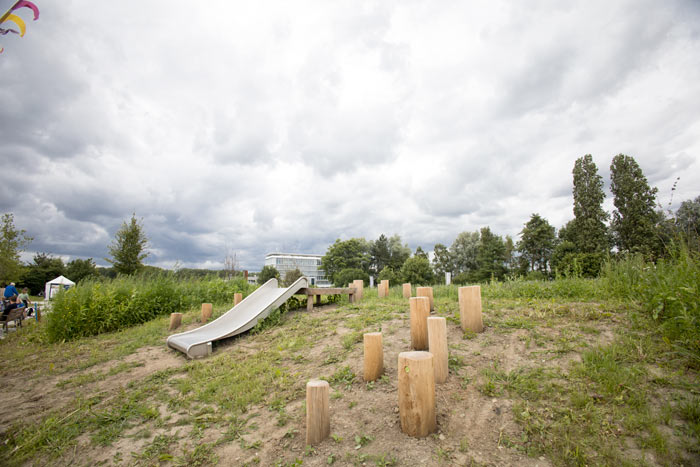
168 293 244 331
306 283 484 444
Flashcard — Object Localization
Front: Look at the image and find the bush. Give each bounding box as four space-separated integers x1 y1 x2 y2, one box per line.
334 268 369 287
400 256 434 285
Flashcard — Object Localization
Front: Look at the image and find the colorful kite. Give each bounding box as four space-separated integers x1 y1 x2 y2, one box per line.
0 1 40 53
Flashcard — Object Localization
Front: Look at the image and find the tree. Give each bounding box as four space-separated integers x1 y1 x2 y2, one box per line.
321 238 371 284
676 195 700 250
334 268 369 287
475 227 507 281
223 248 239 280
450 231 480 274
0 213 32 284
517 214 556 275
377 266 398 284
23 253 65 295
66 258 98 283
387 235 411 271
106 214 149 275
414 246 428 259
504 235 515 273
258 265 280 284
400 256 434 285
283 268 303 286
570 155 609 253
610 154 660 256
431 243 453 280
369 234 391 276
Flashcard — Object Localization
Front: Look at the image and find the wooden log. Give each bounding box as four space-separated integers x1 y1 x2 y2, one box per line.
352 280 364 301
402 283 412 299
234 293 243 306
409 297 430 350
169 312 183 330
363 332 383 381
201 303 213 323
378 280 389 298
459 286 484 333
428 317 448 384
416 286 434 311
306 379 330 445
398 351 436 437
307 295 314 312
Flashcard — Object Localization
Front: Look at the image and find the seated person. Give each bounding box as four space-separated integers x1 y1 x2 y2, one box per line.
3 282 18 300
1 296 25 319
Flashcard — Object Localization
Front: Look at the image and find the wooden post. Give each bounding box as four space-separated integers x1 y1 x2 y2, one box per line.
402 283 411 299
428 317 448 384
306 379 330 445
378 280 389 298
353 280 364 301
416 286 434 311
306 294 314 312
459 286 484 333
409 297 430 350
363 332 383 381
234 293 243 306
35 303 41 322
169 312 182 330
398 351 436 437
201 303 213 323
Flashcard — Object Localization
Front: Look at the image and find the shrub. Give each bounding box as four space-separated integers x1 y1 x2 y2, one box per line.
334 268 369 287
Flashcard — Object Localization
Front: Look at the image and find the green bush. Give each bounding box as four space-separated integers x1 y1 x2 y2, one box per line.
334 268 369 287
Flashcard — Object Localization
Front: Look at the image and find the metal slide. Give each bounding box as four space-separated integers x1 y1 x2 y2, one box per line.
166 276 309 358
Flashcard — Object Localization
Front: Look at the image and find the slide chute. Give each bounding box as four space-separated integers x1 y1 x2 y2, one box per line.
0 1 40 53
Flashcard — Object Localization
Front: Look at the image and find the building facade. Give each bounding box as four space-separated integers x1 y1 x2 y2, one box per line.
264 253 330 287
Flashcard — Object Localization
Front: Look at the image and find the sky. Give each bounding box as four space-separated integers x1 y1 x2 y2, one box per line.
1 0 699 271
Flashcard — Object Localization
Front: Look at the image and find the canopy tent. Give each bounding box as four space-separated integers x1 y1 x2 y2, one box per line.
44 275 75 300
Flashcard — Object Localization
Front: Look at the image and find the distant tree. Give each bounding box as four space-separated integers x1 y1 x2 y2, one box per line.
475 227 507 281
504 235 516 273
106 214 149 275
66 258 98 283
400 256 434 285
0 213 32 284
553 220 605 277
334 268 370 287
570 155 610 253
258 265 280 284
414 246 428 259
610 154 660 256
431 243 453 280
387 234 411 271
23 253 65 295
377 266 398 284
223 248 239 280
369 234 391 276
321 238 371 284
675 195 700 250
517 214 556 275
283 268 303 287
450 231 480 274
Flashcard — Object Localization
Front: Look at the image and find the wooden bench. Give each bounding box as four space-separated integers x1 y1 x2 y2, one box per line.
1 307 26 332
298 287 356 311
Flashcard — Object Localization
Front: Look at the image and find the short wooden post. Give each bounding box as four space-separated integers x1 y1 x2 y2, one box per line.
234 293 243 306
409 297 430 350
353 280 364 301
428 317 448 384
363 332 383 381
459 286 484 333
201 303 213 323
416 286 434 311
378 280 389 298
398 351 436 437
169 312 182 330
306 379 330 445
402 283 411 299
306 294 314 312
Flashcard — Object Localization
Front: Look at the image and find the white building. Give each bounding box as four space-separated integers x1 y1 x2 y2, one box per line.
264 253 330 287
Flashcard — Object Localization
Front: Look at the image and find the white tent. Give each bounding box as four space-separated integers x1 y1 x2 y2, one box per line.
44 275 75 300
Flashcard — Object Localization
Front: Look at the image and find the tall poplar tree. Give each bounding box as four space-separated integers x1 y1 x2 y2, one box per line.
571 155 609 253
106 214 150 275
517 214 556 274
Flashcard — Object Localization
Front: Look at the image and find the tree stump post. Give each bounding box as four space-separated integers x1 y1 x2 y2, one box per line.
402 283 412 299
416 286 434 311
398 351 436 437
234 293 243 307
306 379 330 445
201 303 213 323
378 280 389 298
169 312 182 330
352 280 364 301
428 317 448 384
409 297 430 350
459 286 484 333
363 332 383 381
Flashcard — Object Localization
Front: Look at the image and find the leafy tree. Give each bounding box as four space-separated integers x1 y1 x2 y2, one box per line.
431 243 453 280
283 268 304 287
399 256 434 285
377 266 398 284
334 268 369 287
0 213 32 284
570 155 610 253
23 253 65 295
66 258 98 283
106 214 149 275
387 235 411 271
610 154 660 256
258 265 280 284
369 234 391 276
414 246 428 259
504 235 515 273
517 214 556 275
475 227 507 281
321 238 371 284
675 195 700 250
450 231 480 274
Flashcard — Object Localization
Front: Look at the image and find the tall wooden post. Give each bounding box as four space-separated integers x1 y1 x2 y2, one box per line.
398 351 436 437
306 380 330 445
416 286 434 311
459 286 484 333
234 293 243 306
363 332 383 381
409 297 430 350
353 280 364 301
201 303 212 323
427 317 448 384
378 280 389 298
169 312 182 330
402 283 411 299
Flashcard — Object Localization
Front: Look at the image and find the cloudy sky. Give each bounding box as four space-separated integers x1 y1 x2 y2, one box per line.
1 0 699 270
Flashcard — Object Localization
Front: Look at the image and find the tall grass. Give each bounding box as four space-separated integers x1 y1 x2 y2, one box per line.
430 277 606 302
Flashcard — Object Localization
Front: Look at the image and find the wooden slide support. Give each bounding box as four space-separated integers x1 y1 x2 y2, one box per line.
416 286 434 311
234 293 243 307
402 283 411 299
428 317 448 384
363 332 383 381
201 303 212 323
409 296 430 350
169 312 182 331
306 379 330 445
398 351 437 437
459 286 484 333
300 287 356 311
378 280 389 298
